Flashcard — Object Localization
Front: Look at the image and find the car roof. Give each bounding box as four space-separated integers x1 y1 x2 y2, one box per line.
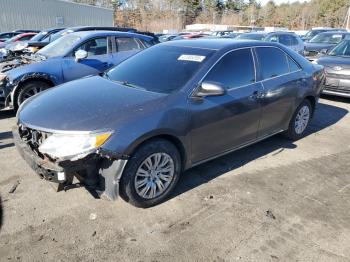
318 31 349 35
163 38 282 51
69 30 152 41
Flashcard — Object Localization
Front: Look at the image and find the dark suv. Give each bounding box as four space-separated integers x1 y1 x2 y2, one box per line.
13 40 324 207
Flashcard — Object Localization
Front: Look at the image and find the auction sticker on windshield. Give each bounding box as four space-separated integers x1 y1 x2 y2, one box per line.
178 54 206 62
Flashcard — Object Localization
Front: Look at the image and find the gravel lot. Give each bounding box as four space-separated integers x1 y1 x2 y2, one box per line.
0 96 350 262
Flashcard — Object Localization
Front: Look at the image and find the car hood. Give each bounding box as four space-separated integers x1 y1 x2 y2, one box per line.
304 42 336 51
18 76 167 132
4 56 56 78
316 55 350 68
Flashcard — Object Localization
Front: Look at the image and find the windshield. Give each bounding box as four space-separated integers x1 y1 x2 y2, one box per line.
237 33 265 41
5 35 18 43
30 31 48 42
309 33 344 44
329 40 350 56
106 45 214 94
37 34 81 58
49 29 71 43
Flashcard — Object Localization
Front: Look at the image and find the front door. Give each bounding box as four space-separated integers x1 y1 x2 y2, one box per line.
62 37 113 82
190 48 263 163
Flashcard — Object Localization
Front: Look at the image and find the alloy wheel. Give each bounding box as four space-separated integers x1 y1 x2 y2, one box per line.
294 105 310 134
134 153 175 199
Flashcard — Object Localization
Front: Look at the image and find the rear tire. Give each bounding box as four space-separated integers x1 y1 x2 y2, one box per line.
15 81 50 110
120 139 181 208
284 99 312 140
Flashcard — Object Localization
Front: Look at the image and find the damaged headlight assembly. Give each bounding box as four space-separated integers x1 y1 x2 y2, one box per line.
38 131 113 161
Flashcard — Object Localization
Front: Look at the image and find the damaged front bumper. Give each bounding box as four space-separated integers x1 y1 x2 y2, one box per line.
12 126 128 201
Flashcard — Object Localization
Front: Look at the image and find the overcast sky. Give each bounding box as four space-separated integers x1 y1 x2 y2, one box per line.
257 0 310 5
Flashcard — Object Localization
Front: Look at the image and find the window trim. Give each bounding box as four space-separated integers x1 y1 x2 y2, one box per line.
191 45 303 98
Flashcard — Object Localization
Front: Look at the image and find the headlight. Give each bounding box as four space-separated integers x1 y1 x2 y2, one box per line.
39 132 112 160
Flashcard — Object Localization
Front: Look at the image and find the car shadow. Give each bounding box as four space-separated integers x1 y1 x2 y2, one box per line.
0 109 15 120
0 131 14 150
321 94 350 104
170 102 348 200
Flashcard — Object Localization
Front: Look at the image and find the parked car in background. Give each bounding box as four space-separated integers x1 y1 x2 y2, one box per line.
313 40 350 98
304 31 350 61
36 26 138 49
302 28 346 42
159 34 178 42
235 32 267 41
13 40 324 207
25 28 65 53
211 31 233 37
221 32 241 38
0 33 37 49
15 29 41 33
0 32 22 42
172 33 210 40
0 31 153 109
265 32 304 55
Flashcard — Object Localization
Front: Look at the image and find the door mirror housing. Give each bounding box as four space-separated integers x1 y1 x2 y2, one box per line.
75 50 88 62
194 81 226 97
320 48 328 55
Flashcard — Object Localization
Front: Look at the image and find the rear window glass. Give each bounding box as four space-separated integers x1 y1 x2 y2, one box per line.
256 47 289 79
106 45 214 94
116 37 143 52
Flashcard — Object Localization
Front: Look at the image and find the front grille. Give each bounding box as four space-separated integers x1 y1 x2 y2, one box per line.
307 51 319 57
18 125 52 158
324 86 350 94
326 72 350 80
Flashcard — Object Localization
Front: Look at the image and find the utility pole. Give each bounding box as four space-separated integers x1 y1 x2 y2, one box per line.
344 1 350 30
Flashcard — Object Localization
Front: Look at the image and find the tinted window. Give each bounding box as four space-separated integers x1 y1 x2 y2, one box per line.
116 37 143 52
256 47 289 79
204 48 255 89
288 57 300 72
106 45 214 93
279 35 292 46
77 37 107 56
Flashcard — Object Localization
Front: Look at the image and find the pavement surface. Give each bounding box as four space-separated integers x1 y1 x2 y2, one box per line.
0 96 350 262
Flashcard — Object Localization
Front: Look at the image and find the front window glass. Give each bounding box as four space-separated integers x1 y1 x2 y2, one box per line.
309 33 344 44
37 34 81 58
76 37 107 56
204 48 255 89
106 45 214 94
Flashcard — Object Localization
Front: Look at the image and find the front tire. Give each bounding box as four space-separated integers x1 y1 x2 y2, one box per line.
15 81 50 110
120 139 181 208
284 99 312 140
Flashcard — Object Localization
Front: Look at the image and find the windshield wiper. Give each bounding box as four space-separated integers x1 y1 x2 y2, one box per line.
113 80 146 90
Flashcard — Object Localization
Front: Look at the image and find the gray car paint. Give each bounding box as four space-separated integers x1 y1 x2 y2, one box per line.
17 40 324 171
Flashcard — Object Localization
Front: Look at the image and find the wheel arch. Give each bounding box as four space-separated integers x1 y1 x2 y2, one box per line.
126 133 188 171
11 75 55 107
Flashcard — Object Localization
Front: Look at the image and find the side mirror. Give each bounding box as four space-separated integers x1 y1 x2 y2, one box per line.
194 81 226 97
75 50 88 62
320 49 328 55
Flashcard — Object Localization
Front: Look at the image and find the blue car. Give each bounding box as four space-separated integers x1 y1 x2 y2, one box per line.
0 31 153 109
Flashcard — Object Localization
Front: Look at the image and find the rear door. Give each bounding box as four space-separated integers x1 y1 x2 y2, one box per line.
62 36 113 82
254 47 303 137
190 48 263 163
111 37 145 65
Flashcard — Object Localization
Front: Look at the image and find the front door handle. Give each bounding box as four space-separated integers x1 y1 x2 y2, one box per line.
249 90 264 100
